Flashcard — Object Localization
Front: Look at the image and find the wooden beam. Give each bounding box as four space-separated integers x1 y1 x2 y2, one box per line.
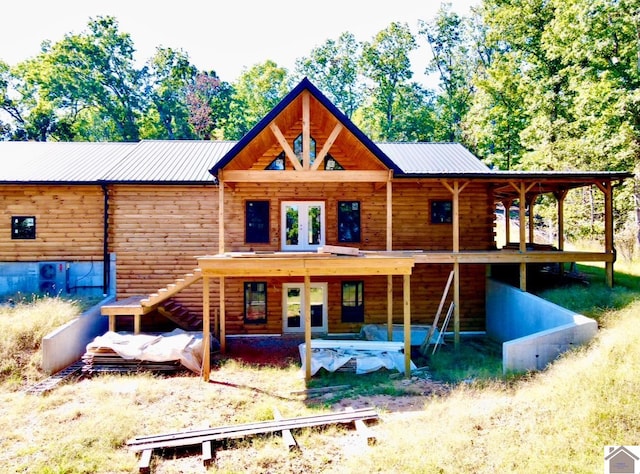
502 199 512 245
386 173 393 251
554 190 568 251
218 179 225 254
387 275 393 341
453 262 460 348
528 195 537 245
220 277 226 354
302 92 311 170
270 123 303 171
403 274 411 378
304 274 312 381
202 276 211 382
312 123 343 171
599 182 615 287
219 169 390 183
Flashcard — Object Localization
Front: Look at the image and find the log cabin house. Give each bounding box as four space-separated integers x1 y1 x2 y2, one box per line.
0 78 631 379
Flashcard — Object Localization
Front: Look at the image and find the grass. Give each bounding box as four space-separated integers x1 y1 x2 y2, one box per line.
0 263 638 472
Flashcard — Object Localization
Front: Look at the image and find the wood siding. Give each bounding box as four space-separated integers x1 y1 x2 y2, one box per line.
109 185 219 313
0 185 104 261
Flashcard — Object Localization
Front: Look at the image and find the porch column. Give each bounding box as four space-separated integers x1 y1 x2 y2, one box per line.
403 274 411 377
202 276 211 382
386 174 393 341
528 195 537 245
219 277 226 353
304 274 312 381
218 179 225 254
596 182 615 287
509 181 531 292
554 190 568 276
502 199 512 246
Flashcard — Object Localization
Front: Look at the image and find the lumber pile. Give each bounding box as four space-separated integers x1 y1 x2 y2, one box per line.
81 347 184 375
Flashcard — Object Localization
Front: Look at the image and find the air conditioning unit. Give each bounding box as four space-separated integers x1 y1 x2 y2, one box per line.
38 262 67 295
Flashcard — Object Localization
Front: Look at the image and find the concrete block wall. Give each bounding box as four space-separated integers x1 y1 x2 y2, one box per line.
486 279 597 373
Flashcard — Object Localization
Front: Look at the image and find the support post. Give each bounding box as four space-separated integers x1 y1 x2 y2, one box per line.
503 199 512 246
555 190 568 276
218 180 225 254
453 262 460 348
219 277 226 354
403 274 411 378
304 274 312 381
202 276 210 382
387 275 393 341
518 182 527 291
528 195 537 245
601 182 615 287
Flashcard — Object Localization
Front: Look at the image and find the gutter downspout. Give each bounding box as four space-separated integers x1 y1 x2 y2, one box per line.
101 183 110 296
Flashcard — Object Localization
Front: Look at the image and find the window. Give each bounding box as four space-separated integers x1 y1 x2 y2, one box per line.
338 201 361 243
244 282 267 324
431 200 453 224
266 152 286 170
246 201 270 243
12 216 36 240
342 281 364 323
294 134 316 167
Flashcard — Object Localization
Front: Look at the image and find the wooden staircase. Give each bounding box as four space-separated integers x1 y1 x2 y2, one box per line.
102 268 204 333
157 299 202 331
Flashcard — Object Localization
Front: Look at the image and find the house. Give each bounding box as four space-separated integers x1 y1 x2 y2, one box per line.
605 446 639 474
0 78 631 380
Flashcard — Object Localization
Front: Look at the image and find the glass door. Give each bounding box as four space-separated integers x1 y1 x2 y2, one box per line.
283 283 327 333
281 201 324 251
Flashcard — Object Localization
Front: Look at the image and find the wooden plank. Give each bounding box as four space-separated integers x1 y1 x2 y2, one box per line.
273 407 298 451
317 245 360 256
421 270 454 355
403 274 411 377
219 169 390 183
345 407 376 445
138 448 152 474
202 441 214 467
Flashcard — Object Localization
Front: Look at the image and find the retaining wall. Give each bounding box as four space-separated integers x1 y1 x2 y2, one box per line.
41 296 112 374
486 279 597 373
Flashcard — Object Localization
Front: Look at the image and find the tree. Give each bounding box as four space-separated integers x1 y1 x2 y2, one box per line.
185 71 233 140
360 22 417 140
142 47 197 140
420 4 477 143
294 32 364 119
224 61 292 139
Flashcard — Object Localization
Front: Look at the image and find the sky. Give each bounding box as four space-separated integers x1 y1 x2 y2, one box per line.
1 0 479 87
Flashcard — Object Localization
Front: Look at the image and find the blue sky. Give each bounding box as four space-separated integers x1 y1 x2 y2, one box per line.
2 0 478 88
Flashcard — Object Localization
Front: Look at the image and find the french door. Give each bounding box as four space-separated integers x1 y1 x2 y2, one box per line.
283 283 328 333
281 201 325 251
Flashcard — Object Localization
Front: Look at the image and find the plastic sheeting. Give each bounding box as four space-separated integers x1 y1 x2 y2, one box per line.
86 329 204 374
298 341 417 376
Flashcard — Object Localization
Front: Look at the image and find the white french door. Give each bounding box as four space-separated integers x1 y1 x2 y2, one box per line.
283 282 328 333
281 201 325 251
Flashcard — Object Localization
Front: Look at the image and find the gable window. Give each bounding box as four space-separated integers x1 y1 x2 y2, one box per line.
244 282 267 324
338 201 361 243
342 281 364 323
294 134 316 167
282 201 325 251
431 200 453 224
266 152 286 170
12 216 36 240
246 201 270 243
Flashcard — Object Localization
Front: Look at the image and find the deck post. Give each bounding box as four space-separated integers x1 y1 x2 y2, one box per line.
218 179 225 254
555 190 568 276
598 182 615 287
220 277 226 353
528 195 537 245
518 182 527 291
403 274 411 378
386 173 393 342
387 275 393 341
202 276 210 382
304 274 312 381
502 199 512 245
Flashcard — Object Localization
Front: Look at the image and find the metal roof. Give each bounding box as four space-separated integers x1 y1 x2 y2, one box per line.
378 142 490 174
102 140 235 182
0 141 136 182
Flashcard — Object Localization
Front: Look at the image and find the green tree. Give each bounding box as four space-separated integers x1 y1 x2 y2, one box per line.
294 32 364 119
141 47 197 140
360 22 417 140
420 3 477 143
224 61 292 139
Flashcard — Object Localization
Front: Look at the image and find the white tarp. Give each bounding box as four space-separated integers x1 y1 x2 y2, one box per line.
86 329 204 374
299 340 417 376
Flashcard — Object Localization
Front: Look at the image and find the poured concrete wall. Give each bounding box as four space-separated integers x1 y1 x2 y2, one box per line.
486 279 597 373
41 296 112 374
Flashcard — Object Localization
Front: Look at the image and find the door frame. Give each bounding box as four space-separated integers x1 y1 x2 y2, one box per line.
281 201 325 251
282 282 328 333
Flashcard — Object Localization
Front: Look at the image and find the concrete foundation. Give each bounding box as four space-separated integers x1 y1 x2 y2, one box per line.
486 279 597 373
41 296 113 374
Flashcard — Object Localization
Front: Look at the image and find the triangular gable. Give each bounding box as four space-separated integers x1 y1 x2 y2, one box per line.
208 78 401 177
